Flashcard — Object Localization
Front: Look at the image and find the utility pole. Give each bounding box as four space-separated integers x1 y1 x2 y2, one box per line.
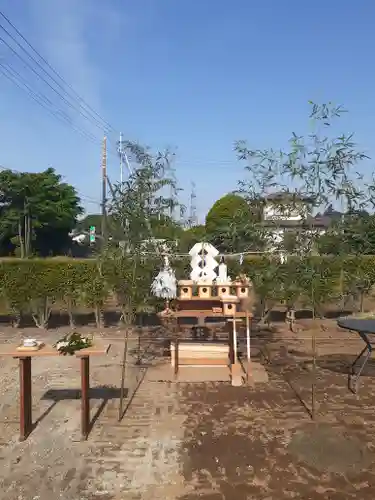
101 136 107 244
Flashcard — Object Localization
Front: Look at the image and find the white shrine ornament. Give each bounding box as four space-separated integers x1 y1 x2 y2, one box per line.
189 242 219 283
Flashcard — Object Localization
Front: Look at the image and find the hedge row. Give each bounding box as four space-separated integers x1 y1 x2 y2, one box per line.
0 257 156 328
0 255 374 328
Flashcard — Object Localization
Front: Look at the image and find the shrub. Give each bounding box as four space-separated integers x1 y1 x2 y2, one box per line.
0 255 374 328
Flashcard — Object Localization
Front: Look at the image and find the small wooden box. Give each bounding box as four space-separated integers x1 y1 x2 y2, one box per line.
178 280 193 299
235 284 249 298
198 284 211 298
223 302 237 316
217 284 231 298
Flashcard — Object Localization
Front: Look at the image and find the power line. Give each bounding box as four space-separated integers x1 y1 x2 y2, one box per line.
0 9 251 177
0 10 115 135
0 63 101 146
0 12 242 181
0 50 120 165
0 61 122 155
2 62 70 120
80 196 102 207
0 46 121 160
0 10 126 162
0 33 110 138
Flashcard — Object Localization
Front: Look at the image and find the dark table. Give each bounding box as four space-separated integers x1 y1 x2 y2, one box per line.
337 318 375 393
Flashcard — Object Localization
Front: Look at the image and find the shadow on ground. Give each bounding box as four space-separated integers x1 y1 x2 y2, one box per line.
37 386 126 434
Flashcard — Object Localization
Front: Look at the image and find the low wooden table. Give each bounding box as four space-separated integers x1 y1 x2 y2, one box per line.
0 343 110 441
170 311 251 380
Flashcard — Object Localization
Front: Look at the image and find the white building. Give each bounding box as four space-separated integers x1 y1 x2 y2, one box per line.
261 192 329 249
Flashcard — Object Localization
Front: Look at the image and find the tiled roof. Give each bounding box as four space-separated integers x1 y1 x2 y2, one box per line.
262 191 316 203
262 215 330 228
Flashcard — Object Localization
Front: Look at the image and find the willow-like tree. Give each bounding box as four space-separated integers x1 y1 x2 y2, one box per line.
108 141 185 419
107 141 185 311
109 141 184 250
235 101 368 278
235 101 370 419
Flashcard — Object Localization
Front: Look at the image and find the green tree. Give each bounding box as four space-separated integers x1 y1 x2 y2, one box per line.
316 213 375 255
315 229 342 255
205 193 261 252
342 214 375 254
179 224 206 252
0 168 82 257
148 214 184 242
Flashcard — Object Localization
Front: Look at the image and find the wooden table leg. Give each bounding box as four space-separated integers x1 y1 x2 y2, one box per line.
80 356 90 440
228 323 234 365
19 357 32 441
233 318 238 363
174 339 179 378
246 313 251 383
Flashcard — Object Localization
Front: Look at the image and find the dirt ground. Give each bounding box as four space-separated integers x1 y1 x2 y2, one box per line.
0 319 375 499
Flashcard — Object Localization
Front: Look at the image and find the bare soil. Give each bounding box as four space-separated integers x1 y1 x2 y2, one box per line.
0 318 375 499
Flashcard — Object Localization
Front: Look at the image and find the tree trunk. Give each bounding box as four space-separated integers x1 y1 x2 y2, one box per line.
68 310 75 329
339 267 345 312
24 214 28 257
94 305 104 330
25 212 31 257
311 327 317 420
118 327 129 421
67 298 75 329
18 220 24 259
11 310 21 328
23 200 31 258
360 291 365 313
32 297 51 329
311 283 315 320
286 308 296 332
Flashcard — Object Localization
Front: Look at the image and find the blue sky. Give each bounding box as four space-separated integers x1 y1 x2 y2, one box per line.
0 0 375 221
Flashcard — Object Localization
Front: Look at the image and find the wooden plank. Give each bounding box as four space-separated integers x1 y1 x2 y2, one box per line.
177 297 240 303
174 310 251 318
174 310 224 317
75 344 110 357
0 344 59 358
171 350 229 359
176 358 229 366
0 343 111 358
177 297 222 301
171 345 229 358
171 343 229 352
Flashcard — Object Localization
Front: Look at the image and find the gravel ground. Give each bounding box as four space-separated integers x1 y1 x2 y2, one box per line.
0 320 375 499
